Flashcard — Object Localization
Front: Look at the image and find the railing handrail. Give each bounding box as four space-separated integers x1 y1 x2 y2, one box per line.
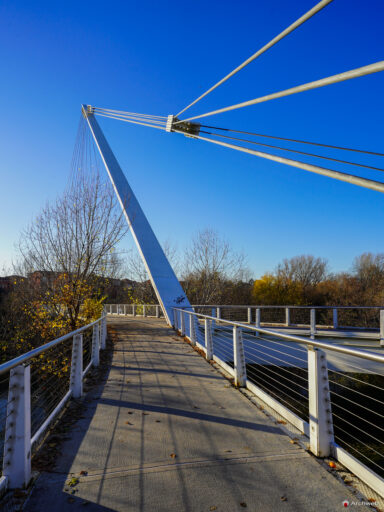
190 304 384 310
106 303 384 309
172 307 384 364
0 315 104 377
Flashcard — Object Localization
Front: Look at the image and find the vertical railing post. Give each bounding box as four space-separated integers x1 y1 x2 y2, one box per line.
216 307 221 324
333 308 338 330
189 314 196 346
255 308 261 337
3 365 31 489
173 309 178 330
247 307 252 324
310 308 316 340
380 310 384 347
307 347 334 457
285 307 290 327
156 305 160 318
211 307 216 329
70 334 83 398
180 311 185 336
233 326 246 387
133 304 136 317
91 324 100 367
205 318 213 360
143 305 146 317
123 304 126 316
101 315 107 350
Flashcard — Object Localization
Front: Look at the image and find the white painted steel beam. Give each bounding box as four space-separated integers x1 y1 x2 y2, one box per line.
82 105 191 325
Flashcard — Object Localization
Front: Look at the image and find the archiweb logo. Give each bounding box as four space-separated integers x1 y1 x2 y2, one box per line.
342 500 378 507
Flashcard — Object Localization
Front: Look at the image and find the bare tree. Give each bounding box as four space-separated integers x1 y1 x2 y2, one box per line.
16 170 128 328
277 255 329 289
182 229 250 304
124 240 180 303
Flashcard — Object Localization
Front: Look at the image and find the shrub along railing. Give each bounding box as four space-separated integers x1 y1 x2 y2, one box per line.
0 312 107 493
172 307 384 499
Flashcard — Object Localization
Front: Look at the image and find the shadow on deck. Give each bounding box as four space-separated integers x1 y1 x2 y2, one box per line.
24 318 369 512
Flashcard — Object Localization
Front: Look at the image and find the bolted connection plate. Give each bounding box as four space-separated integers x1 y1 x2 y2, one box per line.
166 115 200 137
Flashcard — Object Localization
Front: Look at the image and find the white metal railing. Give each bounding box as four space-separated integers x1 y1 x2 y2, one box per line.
190 305 384 344
106 303 384 343
172 307 384 499
105 303 163 319
0 312 107 493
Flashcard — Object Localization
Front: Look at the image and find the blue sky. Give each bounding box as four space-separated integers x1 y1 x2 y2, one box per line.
0 0 383 278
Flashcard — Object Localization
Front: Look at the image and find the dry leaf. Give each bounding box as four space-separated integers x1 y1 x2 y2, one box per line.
79 470 88 476
209 507 217 511
328 461 336 469
277 420 287 425
280 496 287 501
170 453 177 458
240 502 247 507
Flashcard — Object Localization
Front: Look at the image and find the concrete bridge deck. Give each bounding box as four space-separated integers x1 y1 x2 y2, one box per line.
25 317 369 512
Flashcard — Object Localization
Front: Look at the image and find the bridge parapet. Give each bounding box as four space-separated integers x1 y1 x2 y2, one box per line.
106 303 384 343
172 306 384 500
0 313 107 492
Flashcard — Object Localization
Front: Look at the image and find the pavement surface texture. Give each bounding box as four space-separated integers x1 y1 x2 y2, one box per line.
24 317 370 512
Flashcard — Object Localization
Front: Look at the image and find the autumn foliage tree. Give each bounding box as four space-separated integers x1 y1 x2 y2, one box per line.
2 169 128 354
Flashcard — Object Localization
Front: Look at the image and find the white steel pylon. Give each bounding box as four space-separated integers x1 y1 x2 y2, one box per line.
82 104 190 325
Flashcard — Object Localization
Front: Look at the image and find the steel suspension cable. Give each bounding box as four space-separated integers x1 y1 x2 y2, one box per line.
175 60 384 124
95 113 166 125
176 0 334 117
199 124 384 157
173 130 384 193
94 112 166 131
94 107 167 119
94 111 167 125
199 130 384 172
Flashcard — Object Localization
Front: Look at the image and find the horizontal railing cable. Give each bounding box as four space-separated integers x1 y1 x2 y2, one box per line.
243 349 309 391
328 368 384 391
244 342 309 374
173 131 384 194
175 60 384 124
173 308 384 363
332 412 384 447
199 130 384 172
246 367 307 417
328 377 384 406
329 390 384 420
199 125 384 158
176 0 334 117
332 422 384 462
331 401 384 434
334 436 384 474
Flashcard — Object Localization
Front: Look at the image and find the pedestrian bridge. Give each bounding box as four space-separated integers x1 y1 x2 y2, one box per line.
0 308 383 511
